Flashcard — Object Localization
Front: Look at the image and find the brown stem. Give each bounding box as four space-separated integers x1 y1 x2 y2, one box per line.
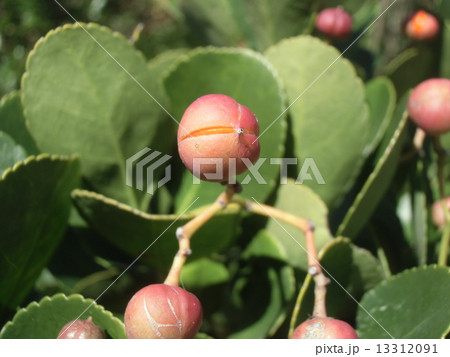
232 197 329 318
400 128 426 162
432 136 448 199
164 184 238 286
433 136 450 266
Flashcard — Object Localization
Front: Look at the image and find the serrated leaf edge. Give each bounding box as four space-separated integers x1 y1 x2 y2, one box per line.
0 153 79 181
0 293 125 338
337 110 409 237
71 188 240 221
20 22 149 136
264 35 370 206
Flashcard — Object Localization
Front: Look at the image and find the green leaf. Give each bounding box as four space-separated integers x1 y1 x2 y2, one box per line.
164 47 287 212
441 21 450 78
181 258 230 290
0 131 27 175
290 238 383 330
229 0 314 51
388 47 438 97
0 91 39 155
357 265 450 338
0 155 80 319
337 92 410 239
0 293 125 339
265 36 369 208
266 180 333 270
363 77 396 156
148 49 190 79
337 95 408 238
22 23 173 208
227 230 295 338
71 189 241 273
180 0 244 46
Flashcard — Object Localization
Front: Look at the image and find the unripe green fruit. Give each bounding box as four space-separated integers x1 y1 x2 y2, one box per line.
291 317 358 339
177 94 260 182
315 8 352 39
405 10 439 41
57 317 105 339
407 78 450 135
124 284 202 339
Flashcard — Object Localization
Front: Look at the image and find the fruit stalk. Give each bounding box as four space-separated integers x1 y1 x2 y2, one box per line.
164 184 238 286
232 197 328 321
433 136 450 266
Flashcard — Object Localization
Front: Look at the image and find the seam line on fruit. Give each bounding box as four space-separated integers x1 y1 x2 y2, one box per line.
253 0 399 144
167 298 183 335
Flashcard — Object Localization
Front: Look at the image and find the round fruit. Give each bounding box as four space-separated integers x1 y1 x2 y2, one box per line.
124 284 202 339
316 7 352 39
432 198 450 228
405 10 439 41
57 317 105 339
291 317 358 339
177 94 260 182
407 78 450 135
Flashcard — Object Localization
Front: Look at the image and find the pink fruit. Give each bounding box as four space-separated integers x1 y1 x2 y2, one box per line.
407 78 450 135
177 94 260 182
57 317 105 339
405 10 439 41
316 7 352 39
291 317 358 339
124 284 202 339
432 198 450 228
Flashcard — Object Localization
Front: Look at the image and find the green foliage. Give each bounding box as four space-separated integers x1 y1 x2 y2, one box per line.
22 24 173 208
71 189 242 274
0 293 125 339
265 36 369 209
337 92 409 238
0 155 80 320
357 266 450 338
